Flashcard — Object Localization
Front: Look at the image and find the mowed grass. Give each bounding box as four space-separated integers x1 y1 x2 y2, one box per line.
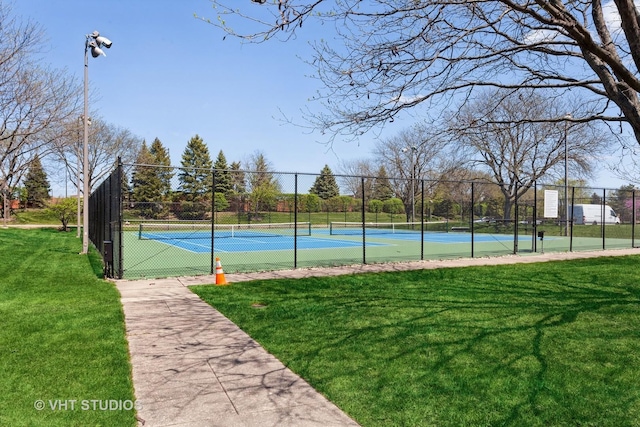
0 228 136 427
192 257 640 426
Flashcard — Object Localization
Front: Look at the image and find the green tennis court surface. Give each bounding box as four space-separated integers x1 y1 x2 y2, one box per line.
122 221 635 279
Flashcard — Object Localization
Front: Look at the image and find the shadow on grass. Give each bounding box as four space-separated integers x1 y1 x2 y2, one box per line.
193 257 640 426
87 247 105 278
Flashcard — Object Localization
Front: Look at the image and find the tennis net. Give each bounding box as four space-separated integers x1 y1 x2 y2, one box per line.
329 221 448 236
138 221 312 240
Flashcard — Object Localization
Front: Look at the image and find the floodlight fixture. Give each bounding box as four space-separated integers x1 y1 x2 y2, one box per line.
87 31 112 57
88 41 105 57
95 35 112 48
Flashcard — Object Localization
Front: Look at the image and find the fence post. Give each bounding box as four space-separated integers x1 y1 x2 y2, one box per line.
602 188 606 250
569 186 575 252
116 158 123 279
533 181 538 253
513 182 518 254
420 179 424 260
211 169 216 275
294 173 298 269
362 176 366 265
633 190 636 248
471 182 475 258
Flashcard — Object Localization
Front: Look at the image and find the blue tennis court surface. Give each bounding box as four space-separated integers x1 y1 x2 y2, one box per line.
150 235 388 254
139 228 528 253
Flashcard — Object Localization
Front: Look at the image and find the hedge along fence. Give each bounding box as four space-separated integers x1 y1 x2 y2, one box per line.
89 162 640 279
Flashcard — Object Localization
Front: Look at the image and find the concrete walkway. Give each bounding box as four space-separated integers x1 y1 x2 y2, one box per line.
118 278 360 427
117 248 640 426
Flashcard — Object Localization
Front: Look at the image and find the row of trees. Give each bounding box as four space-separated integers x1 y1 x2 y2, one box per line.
128 134 402 221
130 135 280 219
124 130 638 225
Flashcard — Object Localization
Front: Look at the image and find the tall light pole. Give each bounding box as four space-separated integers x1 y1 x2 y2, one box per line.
402 145 418 222
77 116 90 238
82 31 112 254
564 113 572 237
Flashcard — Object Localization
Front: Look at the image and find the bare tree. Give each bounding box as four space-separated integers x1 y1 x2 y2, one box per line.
336 158 376 198
452 88 607 219
49 117 142 197
609 142 640 185
0 3 81 225
372 123 456 221
202 1 640 145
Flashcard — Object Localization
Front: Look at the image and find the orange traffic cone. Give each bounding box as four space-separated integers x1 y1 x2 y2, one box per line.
215 257 229 286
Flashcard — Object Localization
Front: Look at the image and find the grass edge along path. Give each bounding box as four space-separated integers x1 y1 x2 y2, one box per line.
192 255 640 427
0 228 136 427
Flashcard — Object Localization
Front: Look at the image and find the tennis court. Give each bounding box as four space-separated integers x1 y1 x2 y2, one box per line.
123 220 544 278
136 220 525 252
137 221 388 253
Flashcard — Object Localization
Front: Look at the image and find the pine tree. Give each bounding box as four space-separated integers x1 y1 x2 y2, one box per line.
310 164 339 200
131 142 164 218
372 166 394 201
178 135 213 201
121 169 131 205
229 161 246 195
23 155 50 208
213 150 232 196
149 137 173 200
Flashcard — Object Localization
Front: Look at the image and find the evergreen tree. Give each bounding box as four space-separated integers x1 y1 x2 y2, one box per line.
23 155 50 208
213 150 232 195
310 164 339 200
228 161 246 214
121 169 131 205
178 135 213 201
372 166 394 201
149 137 173 199
229 161 246 195
131 142 163 218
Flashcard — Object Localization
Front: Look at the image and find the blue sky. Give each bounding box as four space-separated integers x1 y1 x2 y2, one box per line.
15 0 630 196
16 0 385 196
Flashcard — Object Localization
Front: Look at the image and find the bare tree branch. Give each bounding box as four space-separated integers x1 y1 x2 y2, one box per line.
202 0 640 145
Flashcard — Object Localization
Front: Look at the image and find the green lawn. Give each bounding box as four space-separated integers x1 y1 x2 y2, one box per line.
0 228 136 427
9 208 62 225
192 257 640 426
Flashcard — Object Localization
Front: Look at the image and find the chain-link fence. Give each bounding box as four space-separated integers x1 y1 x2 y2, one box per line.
88 158 122 278
88 162 640 279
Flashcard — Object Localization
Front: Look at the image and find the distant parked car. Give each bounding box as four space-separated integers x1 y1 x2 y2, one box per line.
519 219 543 225
473 217 495 223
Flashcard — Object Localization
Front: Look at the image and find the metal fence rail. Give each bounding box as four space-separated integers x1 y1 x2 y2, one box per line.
88 163 640 279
